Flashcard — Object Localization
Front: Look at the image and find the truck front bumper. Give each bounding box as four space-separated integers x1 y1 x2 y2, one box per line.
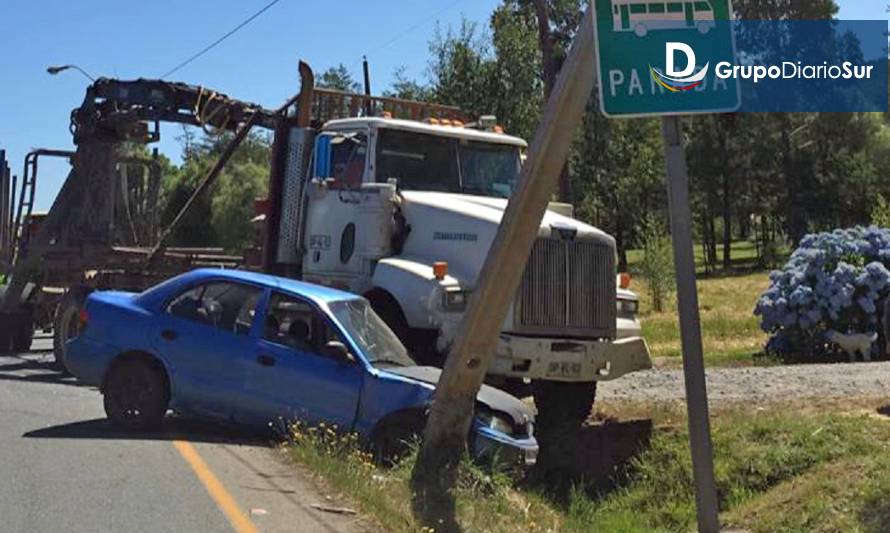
488 333 652 383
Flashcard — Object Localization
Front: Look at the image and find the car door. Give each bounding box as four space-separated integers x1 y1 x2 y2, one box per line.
239 291 363 431
153 280 265 421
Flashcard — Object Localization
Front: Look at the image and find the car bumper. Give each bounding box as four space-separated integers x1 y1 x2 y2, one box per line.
472 424 539 467
488 333 652 383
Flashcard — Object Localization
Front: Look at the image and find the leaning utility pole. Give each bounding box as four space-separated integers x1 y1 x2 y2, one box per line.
411 5 597 528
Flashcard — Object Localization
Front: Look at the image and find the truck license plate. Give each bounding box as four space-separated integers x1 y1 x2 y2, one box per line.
546 362 583 379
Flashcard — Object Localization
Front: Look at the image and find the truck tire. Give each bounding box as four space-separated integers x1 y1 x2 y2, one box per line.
532 381 597 473
53 287 92 373
368 291 409 341
12 309 35 353
532 380 597 427
103 359 168 431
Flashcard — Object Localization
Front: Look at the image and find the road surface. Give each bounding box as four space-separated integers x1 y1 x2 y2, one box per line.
0 333 374 533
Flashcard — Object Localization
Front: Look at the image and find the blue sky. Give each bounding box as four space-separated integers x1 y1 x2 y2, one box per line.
0 0 883 210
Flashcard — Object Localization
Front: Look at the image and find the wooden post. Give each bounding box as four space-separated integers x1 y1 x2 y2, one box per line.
411 5 597 527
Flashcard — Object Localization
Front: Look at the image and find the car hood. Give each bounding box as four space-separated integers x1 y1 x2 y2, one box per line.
384 366 535 425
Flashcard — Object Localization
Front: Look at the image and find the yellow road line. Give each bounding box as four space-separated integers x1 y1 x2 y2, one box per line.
173 440 260 533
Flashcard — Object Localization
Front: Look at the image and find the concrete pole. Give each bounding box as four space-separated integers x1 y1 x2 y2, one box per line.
661 115 720 533
411 6 598 526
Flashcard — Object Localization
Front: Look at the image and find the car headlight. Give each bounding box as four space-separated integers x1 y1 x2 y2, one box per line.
442 287 471 312
477 410 514 436
617 298 639 315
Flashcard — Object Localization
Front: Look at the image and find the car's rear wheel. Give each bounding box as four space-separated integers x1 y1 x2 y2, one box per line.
103 360 168 431
53 287 92 373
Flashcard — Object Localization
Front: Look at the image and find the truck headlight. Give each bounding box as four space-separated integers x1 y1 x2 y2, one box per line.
442 288 471 312
617 299 639 315
477 410 514 436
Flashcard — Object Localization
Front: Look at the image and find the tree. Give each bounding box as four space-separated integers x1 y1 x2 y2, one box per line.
317 64 361 92
162 129 271 250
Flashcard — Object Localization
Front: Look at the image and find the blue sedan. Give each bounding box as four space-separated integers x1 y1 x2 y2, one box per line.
65 269 538 465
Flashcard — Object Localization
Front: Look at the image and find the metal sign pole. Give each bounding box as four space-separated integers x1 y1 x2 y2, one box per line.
661 115 720 533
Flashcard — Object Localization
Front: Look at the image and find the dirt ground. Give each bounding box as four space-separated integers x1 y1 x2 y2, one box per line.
598 361 890 404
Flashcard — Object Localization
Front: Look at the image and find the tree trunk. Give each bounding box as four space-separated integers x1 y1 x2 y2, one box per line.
719 121 732 270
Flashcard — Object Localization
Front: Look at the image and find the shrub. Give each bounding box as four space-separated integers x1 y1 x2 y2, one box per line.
873 194 890 229
754 226 890 361
638 216 675 313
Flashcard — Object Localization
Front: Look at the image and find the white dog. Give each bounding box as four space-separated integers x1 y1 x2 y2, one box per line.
826 330 878 363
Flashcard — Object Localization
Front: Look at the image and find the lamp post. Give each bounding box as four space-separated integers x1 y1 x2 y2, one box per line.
46 64 96 82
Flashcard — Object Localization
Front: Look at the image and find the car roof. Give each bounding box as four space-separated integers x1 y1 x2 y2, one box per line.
187 269 360 305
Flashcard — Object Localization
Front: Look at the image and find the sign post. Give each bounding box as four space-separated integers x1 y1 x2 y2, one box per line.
592 1 738 531
661 114 720 533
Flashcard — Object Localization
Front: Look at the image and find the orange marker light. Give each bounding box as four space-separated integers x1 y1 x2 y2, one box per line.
433 262 449 280
619 272 632 289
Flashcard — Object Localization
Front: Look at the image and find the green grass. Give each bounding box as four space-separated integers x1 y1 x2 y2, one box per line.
625 240 781 367
286 405 890 532
634 271 771 367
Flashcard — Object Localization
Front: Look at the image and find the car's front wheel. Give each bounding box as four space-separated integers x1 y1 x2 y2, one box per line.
103 360 168 431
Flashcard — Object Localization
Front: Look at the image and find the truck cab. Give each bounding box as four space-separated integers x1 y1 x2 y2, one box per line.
287 115 651 394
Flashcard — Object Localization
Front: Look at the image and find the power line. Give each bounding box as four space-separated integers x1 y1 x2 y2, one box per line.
161 0 283 79
358 0 468 68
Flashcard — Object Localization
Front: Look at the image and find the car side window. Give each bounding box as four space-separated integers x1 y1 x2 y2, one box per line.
262 293 341 358
167 282 263 336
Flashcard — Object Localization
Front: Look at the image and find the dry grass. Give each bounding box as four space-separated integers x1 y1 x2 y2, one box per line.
633 272 771 367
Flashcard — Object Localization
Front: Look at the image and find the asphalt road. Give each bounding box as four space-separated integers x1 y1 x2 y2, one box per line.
0 333 374 533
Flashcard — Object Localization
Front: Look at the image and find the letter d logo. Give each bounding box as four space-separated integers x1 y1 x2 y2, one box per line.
666 42 696 78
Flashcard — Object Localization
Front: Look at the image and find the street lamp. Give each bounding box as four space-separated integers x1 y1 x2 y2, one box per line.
46 64 96 82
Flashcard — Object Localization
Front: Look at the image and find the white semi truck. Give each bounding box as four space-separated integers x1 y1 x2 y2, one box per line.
268 102 652 423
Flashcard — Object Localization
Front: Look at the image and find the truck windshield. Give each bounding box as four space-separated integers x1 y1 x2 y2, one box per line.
376 129 521 198
328 299 416 368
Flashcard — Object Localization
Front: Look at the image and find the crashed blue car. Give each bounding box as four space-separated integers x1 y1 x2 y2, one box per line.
65 269 538 464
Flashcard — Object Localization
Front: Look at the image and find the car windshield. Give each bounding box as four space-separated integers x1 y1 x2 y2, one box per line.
328 299 416 368
376 129 521 198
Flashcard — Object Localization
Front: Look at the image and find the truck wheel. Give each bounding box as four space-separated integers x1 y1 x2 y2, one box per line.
532 381 597 427
12 309 35 353
368 291 409 341
53 287 92 373
103 360 168 431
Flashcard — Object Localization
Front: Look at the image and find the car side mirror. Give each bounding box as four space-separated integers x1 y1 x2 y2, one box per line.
324 341 355 364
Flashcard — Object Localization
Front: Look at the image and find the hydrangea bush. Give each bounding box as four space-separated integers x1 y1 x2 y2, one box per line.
755 227 890 361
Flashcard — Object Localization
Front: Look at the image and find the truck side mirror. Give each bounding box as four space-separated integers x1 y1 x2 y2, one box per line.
324 341 355 364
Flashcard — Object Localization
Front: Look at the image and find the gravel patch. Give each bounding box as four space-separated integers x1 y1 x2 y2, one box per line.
599 361 890 404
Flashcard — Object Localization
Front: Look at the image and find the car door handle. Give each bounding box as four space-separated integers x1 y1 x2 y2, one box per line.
161 329 178 341
257 355 276 367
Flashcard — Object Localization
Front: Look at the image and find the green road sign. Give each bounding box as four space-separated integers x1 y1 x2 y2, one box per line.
593 0 739 117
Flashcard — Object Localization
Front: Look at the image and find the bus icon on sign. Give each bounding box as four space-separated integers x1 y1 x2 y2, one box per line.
612 0 716 37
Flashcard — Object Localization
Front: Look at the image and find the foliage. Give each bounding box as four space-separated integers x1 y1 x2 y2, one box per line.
637 215 675 313
318 64 361 92
755 227 890 361
287 403 890 532
161 129 270 250
872 194 890 229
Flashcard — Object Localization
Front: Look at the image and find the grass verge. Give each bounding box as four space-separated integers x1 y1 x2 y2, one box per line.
635 272 771 367
286 404 890 532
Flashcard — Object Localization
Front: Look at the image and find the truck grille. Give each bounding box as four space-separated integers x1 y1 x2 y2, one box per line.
517 238 616 338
